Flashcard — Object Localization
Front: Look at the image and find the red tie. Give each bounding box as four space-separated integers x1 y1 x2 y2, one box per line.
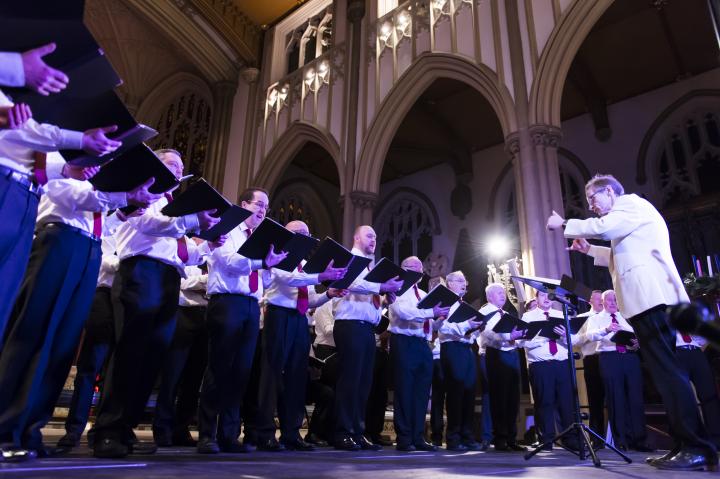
165 193 189 263
247 228 258 293
369 265 381 309
415 285 430 335
546 311 557 355
681 332 693 343
297 263 309 315
92 212 102 237
33 152 48 185
611 313 627 353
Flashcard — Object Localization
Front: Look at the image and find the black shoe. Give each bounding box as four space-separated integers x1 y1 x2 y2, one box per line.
29 444 58 458
281 438 315 451
630 443 655 453
57 433 80 449
464 441 482 451
304 433 328 447
446 443 468 452
396 444 416 452
646 447 680 464
479 440 490 451
257 438 286 452
651 450 719 471
539 444 553 452
221 439 255 453
356 437 383 451
128 441 157 455
93 438 129 458
334 436 361 451
369 435 393 447
494 443 510 451
414 441 439 452
172 431 197 447
197 438 220 454
153 431 173 447
431 439 443 447
2 448 38 462
507 443 527 452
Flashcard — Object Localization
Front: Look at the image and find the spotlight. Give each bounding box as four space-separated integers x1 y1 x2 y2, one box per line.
486 236 510 258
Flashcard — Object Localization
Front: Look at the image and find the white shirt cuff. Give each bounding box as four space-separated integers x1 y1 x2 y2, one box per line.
0 53 25 87
58 129 85 151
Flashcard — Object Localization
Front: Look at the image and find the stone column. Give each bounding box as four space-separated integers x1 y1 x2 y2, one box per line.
350 191 378 231
238 67 260 196
204 80 238 189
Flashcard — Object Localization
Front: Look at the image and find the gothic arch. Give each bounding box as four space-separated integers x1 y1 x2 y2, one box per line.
136 72 213 126
253 121 343 194
355 52 517 194
376 187 442 235
529 0 614 127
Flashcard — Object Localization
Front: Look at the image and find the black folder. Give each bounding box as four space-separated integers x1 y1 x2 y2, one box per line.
195 205 252 242
417 284 459 309
610 330 637 347
89 144 179 194
364 258 423 296
568 315 589 335
491 313 527 334
67 124 158 167
236 218 295 260
274 234 320 272
537 317 566 340
161 179 231 217
326 255 372 289
447 302 482 324
303 237 354 273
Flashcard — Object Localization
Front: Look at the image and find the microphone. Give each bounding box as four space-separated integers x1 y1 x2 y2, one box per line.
668 301 720 348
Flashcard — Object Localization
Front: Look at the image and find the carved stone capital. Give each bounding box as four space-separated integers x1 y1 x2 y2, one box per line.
350 190 378 210
504 132 521 160
240 66 260 84
529 124 562 149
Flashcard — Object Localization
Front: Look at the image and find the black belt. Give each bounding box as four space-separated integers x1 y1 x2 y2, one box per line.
0 164 42 196
677 345 701 351
42 221 100 243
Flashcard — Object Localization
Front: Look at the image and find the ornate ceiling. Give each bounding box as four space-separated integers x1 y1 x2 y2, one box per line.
232 0 309 28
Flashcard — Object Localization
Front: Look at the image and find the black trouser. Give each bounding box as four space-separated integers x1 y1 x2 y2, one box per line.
629 306 716 455
308 344 337 441
198 294 259 444
93 256 181 444
528 360 573 444
365 346 390 440
486 347 520 447
332 320 376 442
241 330 263 445
153 305 208 439
64 287 116 439
0 174 38 348
440 341 476 446
257 304 311 443
390 334 432 447
582 354 605 436
476 353 492 443
430 358 445 444
598 351 646 447
677 347 720 447
0 224 100 448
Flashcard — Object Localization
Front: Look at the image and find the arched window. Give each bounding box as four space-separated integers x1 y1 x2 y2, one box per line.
271 179 337 240
285 8 333 75
274 195 312 231
375 189 439 264
150 93 212 177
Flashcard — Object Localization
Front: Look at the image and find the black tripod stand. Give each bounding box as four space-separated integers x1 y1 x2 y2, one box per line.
512 275 632 468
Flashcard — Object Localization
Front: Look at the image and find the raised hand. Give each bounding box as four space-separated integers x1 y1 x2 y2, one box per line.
327 288 349 298
509 326 526 340
0 103 32 129
318 259 348 282
197 209 220 231
209 234 228 250
605 322 620 334
62 164 100 181
265 244 289 268
82 125 122 156
21 43 70 95
432 302 450 318
546 210 565 231
380 275 403 294
567 238 591 254
127 177 162 208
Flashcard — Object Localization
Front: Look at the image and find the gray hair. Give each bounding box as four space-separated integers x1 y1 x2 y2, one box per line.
585 174 624 196
446 270 465 283
485 282 505 295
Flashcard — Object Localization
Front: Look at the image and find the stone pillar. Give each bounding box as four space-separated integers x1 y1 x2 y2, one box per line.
204 80 238 189
350 191 378 231
238 67 260 196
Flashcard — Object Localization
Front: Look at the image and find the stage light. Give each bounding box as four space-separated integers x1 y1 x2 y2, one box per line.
486 235 510 258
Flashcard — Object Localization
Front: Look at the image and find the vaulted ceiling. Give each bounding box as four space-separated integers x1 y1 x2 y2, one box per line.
233 0 310 28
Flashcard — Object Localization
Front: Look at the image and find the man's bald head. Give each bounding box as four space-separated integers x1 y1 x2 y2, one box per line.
401 256 423 273
353 225 376 255
286 220 309 236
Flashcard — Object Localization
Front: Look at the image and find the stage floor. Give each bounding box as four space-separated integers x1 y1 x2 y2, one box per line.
0 430 701 479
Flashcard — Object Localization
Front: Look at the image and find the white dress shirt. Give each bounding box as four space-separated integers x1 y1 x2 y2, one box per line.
438 302 479 344
313 299 336 347
206 221 264 298
0 53 24 87
387 284 434 338
179 265 208 307
264 261 331 310
0 91 81 177
36 178 128 234
333 248 382 325
575 309 603 357
431 337 441 360
480 303 519 351
97 235 119 288
521 307 573 363
583 310 635 353
114 195 205 276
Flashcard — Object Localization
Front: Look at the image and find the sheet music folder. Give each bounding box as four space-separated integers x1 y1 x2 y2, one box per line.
89 144 179 194
274 235 320 272
610 330 637 346
303 237 353 273
417 284 459 309
195 205 252 242
325 255 372 289
236 218 295 260
68 124 158 167
364 258 423 296
161 179 231 217
447 302 482 324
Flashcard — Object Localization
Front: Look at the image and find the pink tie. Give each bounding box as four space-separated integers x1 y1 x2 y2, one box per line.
681 332 693 343
415 285 430 335
611 313 627 353
297 263 309 315
165 193 189 263
92 212 102 237
546 311 557 355
246 228 258 293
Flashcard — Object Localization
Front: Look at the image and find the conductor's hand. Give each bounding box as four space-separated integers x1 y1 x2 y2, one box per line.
22 43 70 95
567 238 591 255
510 326 525 340
62 164 100 181
605 322 620 334
546 210 565 231
82 125 122 156
265 244 288 268
197 209 220 231
380 275 403 294
318 260 347 282
127 178 162 208
327 288 348 298
432 302 450 318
